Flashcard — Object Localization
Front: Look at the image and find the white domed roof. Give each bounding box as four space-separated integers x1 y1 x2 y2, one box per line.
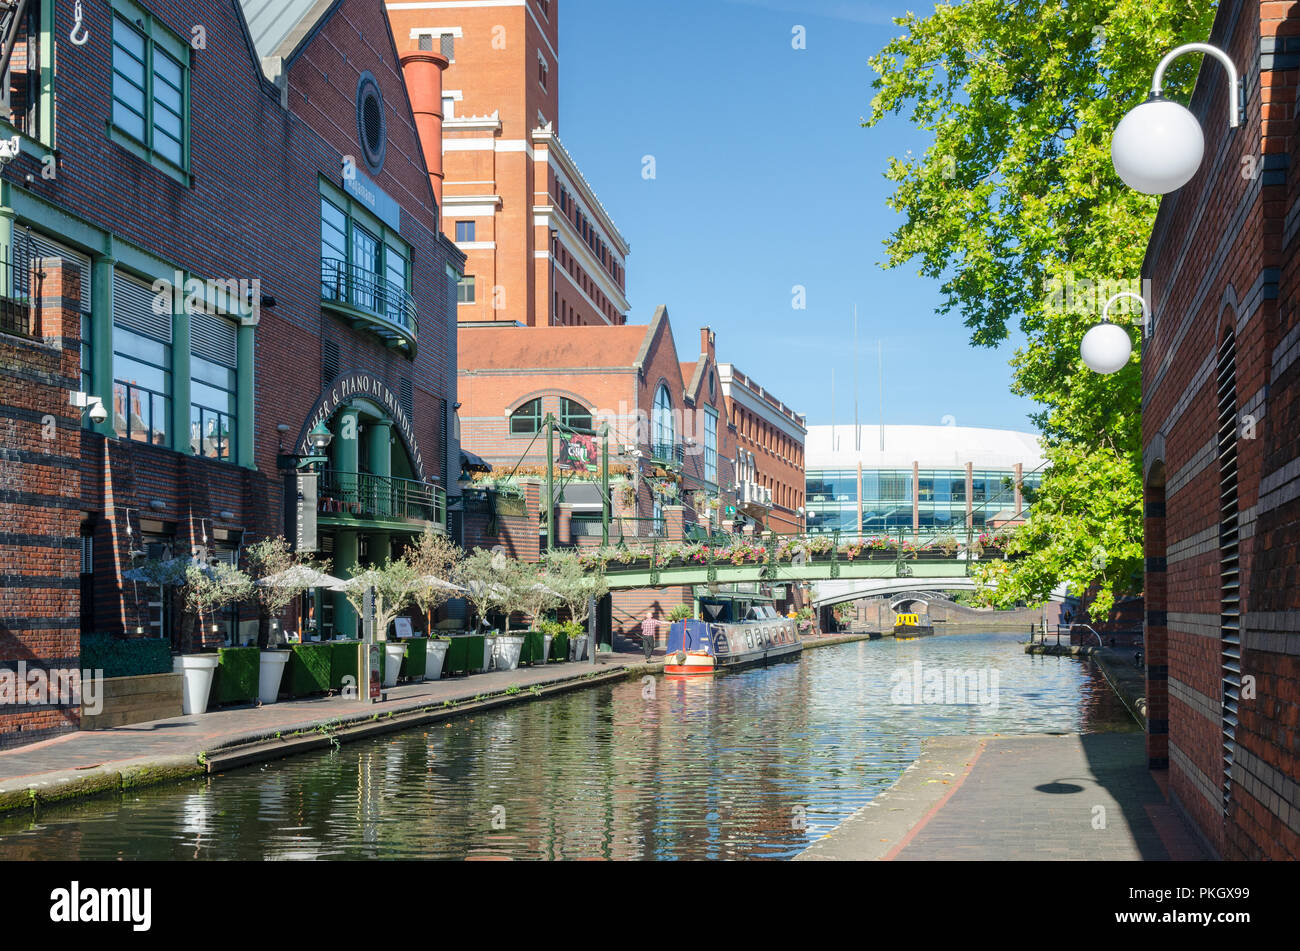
806 425 1045 471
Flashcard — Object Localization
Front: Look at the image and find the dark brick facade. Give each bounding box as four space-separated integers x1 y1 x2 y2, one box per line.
0 261 85 745
1142 0 1300 859
0 0 462 744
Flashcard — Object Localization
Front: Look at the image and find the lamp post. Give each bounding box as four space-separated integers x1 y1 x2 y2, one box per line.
1081 292 1151 375
1111 43 1241 195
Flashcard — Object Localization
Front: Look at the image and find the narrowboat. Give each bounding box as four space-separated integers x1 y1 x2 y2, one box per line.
893 612 934 638
664 594 802 676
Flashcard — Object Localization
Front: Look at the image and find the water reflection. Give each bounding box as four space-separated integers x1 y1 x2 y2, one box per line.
0 633 1135 860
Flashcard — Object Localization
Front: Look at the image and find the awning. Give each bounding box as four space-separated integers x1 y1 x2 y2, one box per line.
561 482 605 511
460 449 492 473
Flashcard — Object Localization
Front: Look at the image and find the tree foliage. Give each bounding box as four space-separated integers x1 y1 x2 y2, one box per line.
866 0 1216 613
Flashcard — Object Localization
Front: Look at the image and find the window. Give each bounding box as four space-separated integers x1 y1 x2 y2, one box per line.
3 0 50 142
111 7 189 176
511 398 542 435
652 384 674 453
456 220 476 243
704 409 718 484
457 275 476 304
538 53 549 90
442 96 455 120
320 192 412 333
190 312 238 462
560 398 592 433
113 324 170 446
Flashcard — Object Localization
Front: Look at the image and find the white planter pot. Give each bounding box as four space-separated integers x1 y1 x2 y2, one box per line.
173 654 220 715
569 634 589 662
258 651 291 705
482 638 494 672
493 634 525 672
542 634 553 665
426 640 449 681
383 643 406 688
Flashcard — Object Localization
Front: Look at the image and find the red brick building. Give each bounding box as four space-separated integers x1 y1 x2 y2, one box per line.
718 364 807 533
1141 0 1300 859
458 314 757 631
0 0 462 745
386 0 630 328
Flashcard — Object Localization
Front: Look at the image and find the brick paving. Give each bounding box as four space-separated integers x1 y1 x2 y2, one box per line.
801 733 1209 861
892 734 1209 860
0 654 646 784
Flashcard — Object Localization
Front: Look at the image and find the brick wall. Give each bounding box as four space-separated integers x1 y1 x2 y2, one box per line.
1142 0 1300 859
0 260 84 746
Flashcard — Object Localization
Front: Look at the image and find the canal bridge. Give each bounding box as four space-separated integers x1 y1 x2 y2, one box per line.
597 531 1068 605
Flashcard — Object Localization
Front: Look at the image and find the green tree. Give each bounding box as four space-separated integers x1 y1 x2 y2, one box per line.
342 558 418 642
866 0 1215 614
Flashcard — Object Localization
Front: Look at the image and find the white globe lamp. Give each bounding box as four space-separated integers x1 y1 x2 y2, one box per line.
1081 292 1150 375
1080 322 1133 375
1111 43 1241 196
1111 98 1205 194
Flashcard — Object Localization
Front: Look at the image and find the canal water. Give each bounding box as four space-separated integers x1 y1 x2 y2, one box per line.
0 633 1136 860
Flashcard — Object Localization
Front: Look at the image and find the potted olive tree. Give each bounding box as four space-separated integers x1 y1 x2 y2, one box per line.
545 551 609 661
406 528 463 681
343 558 418 688
517 564 560 666
456 549 508 673
246 537 336 703
180 562 253 715
488 558 534 671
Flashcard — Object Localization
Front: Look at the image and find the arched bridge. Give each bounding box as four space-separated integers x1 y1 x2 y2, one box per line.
813 577 1069 607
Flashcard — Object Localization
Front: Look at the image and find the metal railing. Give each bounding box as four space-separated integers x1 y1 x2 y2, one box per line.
319 469 446 527
320 258 418 335
648 442 685 467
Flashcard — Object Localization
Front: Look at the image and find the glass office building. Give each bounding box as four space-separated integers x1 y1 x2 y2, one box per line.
804 425 1046 536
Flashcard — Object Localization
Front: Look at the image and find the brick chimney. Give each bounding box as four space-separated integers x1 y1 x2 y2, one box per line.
400 51 450 206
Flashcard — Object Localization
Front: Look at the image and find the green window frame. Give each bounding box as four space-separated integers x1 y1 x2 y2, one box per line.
510 398 542 435
0 0 55 147
703 408 718 484
319 187 412 330
560 398 592 433
109 0 191 183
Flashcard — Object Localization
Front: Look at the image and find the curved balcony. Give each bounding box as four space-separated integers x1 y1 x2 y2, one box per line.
321 259 418 357
318 469 446 531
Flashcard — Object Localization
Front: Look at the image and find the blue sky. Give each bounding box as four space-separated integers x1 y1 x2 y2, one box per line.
558 0 1039 434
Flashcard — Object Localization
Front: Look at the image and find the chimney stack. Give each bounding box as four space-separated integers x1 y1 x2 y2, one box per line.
400 51 450 206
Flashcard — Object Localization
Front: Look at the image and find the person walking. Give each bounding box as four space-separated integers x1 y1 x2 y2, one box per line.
641 610 663 662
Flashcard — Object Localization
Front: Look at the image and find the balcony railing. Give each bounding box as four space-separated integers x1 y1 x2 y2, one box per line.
738 481 772 509
648 442 685 467
321 259 418 355
319 469 446 528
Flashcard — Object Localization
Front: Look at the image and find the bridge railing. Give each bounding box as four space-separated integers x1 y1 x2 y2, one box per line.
593 527 1025 580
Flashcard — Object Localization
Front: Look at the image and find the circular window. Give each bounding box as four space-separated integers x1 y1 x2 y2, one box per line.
356 72 387 173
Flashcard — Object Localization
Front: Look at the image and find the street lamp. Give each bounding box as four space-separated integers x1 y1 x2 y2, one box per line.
1111 43 1241 195
278 420 335 470
1081 292 1150 375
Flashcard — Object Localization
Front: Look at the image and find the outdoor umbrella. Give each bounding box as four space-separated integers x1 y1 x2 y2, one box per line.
256 565 349 592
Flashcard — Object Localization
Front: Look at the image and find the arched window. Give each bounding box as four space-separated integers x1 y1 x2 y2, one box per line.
560 398 592 433
510 398 542 434
652 384 674 453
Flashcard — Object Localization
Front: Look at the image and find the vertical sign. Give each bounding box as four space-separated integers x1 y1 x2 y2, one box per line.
362 587 382 701
285 471 319 553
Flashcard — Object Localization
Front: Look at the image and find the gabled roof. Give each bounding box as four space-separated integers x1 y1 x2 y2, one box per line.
238 0 338 82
